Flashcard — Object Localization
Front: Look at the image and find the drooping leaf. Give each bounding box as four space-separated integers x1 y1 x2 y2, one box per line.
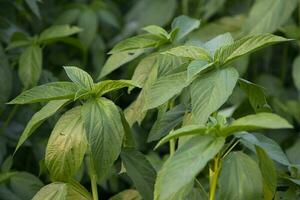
18 45 42 88
238 78 271 113
144 71 187 110
215 34 290 65
142 25 169 39
236 132 291 166
218 152 263 200
63 66 94 90
121 148 156 200
38 25 81 43
256 146 277 200
81 97 124 180
163 46 211 61
92 80 140 96
8 82 78 104
155 125 207 148
191 67 238 124
171 15 200 42
109 34 163 54
154 135 225 200
32 182 91 200
242 0 298 34
15 99 69 153
45 106 87 181
222 113 292 136
148 104 186 142
98 48 148 79
109 189 142 200
78 8 98 48
292 55 300 91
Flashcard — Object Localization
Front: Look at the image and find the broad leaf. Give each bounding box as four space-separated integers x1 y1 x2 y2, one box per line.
222 113 292 136
163 46 211 61
148 104 186 142
32 182 91 200
92 80 140 96
142 25 169 39
109 34 163 54
64 66 94 90
204 32 234 56
81 97 124 180
256 146 277 200
171 15 200 41
8 82 78 104
215 34 290 65
18 45 42 88
45 106 87 181
144 71 187 110
238 78 271 113
78 8 98 47
98 48 148 79
155 125 207 148
187 60 214 82
15 99 69 153
38 25 81 43
218 152 263 200
236 132 291 166
121 148 156 200
292 55 300 91
242 0 298 34
154 135 225 200
191 67 238 124
109 189 142 200
0 172 17 184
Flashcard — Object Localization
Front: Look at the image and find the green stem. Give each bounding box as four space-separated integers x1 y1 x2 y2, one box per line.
209 155 221 200
89 157 99 200
169 139 175 156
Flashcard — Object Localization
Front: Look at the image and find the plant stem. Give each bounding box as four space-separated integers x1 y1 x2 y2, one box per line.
169 139 175 156
89 157 99 200
209 155 221 200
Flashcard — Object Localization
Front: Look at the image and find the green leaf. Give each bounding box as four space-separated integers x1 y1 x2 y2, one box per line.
78 8 98 47
121 148 156 200
109 34 163 54
191 67 238 124
215 34 290 65
242 0 298 34
218 152 263 200
155 125 207 148
81 97 124 180
236 132 291 166
187 60 213 82
0 172 17 184
144 71 187 110
154 135 225 200
222 113 293 136
92 80 140 96
98 48 148 79
24 0 41 19
32 182 92 200
256 146 277 200
148 104 186 142
162 46 211 61
38 25 81 43
0 44 12 108
63 66 94 90
292 55 300 91
8 82 78 104
18 45 42 88
171 15 200 41
15 99 69 153
204 32 234 56
142 25 169 39
238 78 271 113
202 0 226 20
109 189 142 200
45 106 87 181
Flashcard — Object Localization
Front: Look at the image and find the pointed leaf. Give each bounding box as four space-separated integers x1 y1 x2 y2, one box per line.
142 25 169 39
191 67 238 124
163 46 211 61
8 82 78 104
81 97 125 180
18 45 42 88
93 80 140 96
292 55 300 91
38 25 81 43
171 15 200 41
121 148 156 200
154 135 225 200
222 113 293 136
63 66 94 90
204 32 234 56
45 106 87 181
187 60 213 82
15 99 69 153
